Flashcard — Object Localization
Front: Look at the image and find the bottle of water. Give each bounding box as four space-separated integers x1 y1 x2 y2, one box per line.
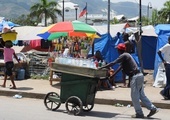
94 60 99 68
98 60 102 67
102 60 106 67
90 59 95 68
79 58 83 67
55 55 59 63
67 57 72 65
87 59 91 68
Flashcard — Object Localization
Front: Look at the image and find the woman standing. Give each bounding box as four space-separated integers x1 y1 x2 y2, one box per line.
0 40 20 89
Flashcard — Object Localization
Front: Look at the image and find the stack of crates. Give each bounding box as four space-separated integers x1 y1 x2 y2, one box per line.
28 52 49 76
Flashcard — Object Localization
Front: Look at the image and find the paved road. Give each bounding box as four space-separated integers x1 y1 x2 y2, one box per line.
0 96 169 120
0 70 170 109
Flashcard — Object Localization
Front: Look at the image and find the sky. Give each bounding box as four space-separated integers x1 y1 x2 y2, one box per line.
110 0 168 10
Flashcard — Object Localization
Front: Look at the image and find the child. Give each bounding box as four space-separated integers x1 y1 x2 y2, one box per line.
98 68 116 90
108 69 116 87
0 40 20 89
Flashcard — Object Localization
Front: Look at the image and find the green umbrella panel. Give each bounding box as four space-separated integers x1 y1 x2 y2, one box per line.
48 32 68 41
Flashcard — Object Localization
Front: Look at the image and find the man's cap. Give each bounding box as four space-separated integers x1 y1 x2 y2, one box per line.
116 43 126 51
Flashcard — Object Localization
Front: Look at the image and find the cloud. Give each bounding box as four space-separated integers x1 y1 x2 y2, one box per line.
110 0 166 10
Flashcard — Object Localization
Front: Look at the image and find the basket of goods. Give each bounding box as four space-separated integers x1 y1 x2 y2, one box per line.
1 28 17 41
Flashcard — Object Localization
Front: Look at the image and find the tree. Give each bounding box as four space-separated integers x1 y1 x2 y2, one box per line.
111 17 119 24
30 0 62 26
158 1 170 23
151 9 159 25
13 14 36 26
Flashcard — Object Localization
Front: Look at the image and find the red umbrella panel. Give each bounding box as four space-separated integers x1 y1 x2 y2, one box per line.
37 21 97 40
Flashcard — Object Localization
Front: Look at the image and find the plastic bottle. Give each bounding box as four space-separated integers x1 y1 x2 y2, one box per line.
13 94 22 99
55 56 59 63
17 68 25 80
94 60 99 68
102 60 106 67
98 60 102 67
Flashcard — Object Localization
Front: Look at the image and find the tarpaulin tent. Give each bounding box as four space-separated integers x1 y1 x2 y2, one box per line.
126 25 158 70
142 36 157 69
0 19 19 32
154 24 170 80
94 24 158 70
93 23 128 37
88 32 142 82
88 33 123 81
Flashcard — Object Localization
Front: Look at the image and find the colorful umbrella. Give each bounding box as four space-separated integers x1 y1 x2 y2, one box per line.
48 20 96 33
37 32 68 40
37 31 99 40
37 20 97 40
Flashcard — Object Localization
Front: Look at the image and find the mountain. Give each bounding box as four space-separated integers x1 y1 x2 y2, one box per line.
0 0 36 19
0 0 147 19
71 0 146 18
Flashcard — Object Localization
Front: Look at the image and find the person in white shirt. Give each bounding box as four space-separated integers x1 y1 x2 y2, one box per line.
158 36 170 99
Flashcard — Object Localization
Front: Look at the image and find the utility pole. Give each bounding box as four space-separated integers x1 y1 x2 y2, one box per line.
139 0 142 36
62 0 64 21
74 5 79 20
108 0 110 34
138 0 144 73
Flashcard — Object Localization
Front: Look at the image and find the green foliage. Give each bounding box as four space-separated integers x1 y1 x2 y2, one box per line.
29 0 62 26
138 0 170 26
111 18 119 24
158 1 170 24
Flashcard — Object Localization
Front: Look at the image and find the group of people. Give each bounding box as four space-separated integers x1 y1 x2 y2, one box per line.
96 33 170 118
52 36 91 58
97 32 165 118
1 32 170 118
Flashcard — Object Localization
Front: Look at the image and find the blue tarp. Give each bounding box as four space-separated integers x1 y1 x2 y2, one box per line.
89 33 140 82
0 20 20 32
154 24 170 79
142 36 157 69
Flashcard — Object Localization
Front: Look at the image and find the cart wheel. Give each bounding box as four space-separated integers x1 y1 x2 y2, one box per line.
65 96 83 115
83 103 94 112
44 92 61 111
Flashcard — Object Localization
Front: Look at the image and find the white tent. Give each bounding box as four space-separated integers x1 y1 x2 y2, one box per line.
93 23 127 36
13 26 45 40
125 25 157 37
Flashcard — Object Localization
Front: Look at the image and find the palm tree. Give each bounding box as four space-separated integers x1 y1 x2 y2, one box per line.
151 9 159 25
30 0 62 26
158 1 170 23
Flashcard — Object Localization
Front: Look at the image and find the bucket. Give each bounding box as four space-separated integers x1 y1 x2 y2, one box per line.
1 32 17 41
17 68 25 80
